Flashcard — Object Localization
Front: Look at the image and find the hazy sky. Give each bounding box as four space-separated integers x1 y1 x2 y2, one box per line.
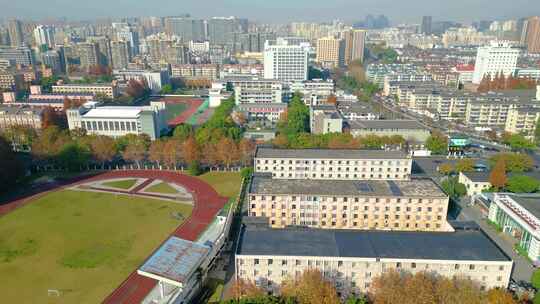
1 0 539 24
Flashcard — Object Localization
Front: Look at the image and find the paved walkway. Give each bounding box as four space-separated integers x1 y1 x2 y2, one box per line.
456 200 534 282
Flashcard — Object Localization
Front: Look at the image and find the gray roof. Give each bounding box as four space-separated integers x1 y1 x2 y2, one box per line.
255 147 408 159
349 120 428 131
249 175 446 198
508 194 540 219
237 226 511 262
462 171 491 183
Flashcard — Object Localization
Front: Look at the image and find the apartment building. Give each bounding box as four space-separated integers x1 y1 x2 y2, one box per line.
232 78 285 104
0 105 44 129
458 171 491 197
248 174 449 231
170 64 219 80
235 103 288 123
0 72 25 91
472 41 520 84
254 148 412 181
310 105 343 135
316 36 345 68
66 102 167 140
52 83 119 99
236 224 512 299
505 107 540 140
289 79 335 105
263 40 309 82
113 69 169 93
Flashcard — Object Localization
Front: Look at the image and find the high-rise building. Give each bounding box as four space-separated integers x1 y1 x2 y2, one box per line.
522 16 540 54
0 46 34 66
207 17 244 46
263 39 309 82
316 36 345 68
111 41 130 70
87 36 112 67
113 23 140 56
164 17 205 42
421 16 433 35
41 50 62 73
33 25 55 49
8 19 24 47
77 42 99 71
472 41 520 84
343 29 366 65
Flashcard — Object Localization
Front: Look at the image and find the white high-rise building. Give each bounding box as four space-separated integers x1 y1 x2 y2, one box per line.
472 41 520 84
33 25 55 49
263 39 309 82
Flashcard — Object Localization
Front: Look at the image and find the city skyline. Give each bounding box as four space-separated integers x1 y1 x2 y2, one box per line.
0 0 539 24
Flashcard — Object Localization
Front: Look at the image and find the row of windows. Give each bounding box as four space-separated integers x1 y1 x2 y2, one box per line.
83 120 138 132
272 172 408 179
257 159 407 166
251 196 442 204
267 166 406 173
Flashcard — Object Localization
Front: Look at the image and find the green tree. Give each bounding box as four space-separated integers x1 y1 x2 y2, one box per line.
279 93 310 136
426 132 448 155
188 161 202 176
504 134 535 151
438 163 454 175
489 153 534 173
455 159 475 172
160 84 174 94
441 177 467 199
506 175 540 193
532 269 540 290
0 137 24 194
56 142 90 171
173 123 194 141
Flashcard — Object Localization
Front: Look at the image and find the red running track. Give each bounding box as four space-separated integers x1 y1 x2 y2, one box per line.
167 98 203 126
0 170 229 304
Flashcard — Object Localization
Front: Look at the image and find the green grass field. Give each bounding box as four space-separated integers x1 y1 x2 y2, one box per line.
101 179 137 189
145 182 179 194
197 172 243 199
165 103 188 121
0 190 192 304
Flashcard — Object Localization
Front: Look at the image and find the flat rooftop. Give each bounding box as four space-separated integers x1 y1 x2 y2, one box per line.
461 171 490 183
255 147 408 159
249 175 446 198
508 194 540 220
349 120 427 130
237 225 511 262
138 237 210 285
83 106 143 119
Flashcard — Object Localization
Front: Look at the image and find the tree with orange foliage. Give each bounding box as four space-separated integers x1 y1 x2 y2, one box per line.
489 159 508 190
42 106 66 129
148 139 166 167
281 269 340 304
226 278 266 300
89 135 117 167
215 137 240 168
182 136 200 164
486 288 517 304
238 138 255 166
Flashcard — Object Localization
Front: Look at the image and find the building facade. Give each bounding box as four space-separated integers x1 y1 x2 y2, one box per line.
264 40 309 82
52 83 119 99
0 105 43 129
472 41 520 84
254 148 412 181
316 36 345 68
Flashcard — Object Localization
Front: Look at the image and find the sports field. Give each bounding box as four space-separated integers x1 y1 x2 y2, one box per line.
0 190 192 304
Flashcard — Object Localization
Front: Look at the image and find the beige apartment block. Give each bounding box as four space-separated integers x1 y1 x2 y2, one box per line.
52 83 119 99
248 175 449 231
254 148 412 181
505 107 540 140
235 226 513 299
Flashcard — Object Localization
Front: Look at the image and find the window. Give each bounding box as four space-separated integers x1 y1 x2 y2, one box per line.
254 259 259 265
411 263 416 268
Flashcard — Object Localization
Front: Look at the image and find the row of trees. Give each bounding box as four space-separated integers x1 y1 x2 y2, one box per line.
477 74 538 92
223 269 519 304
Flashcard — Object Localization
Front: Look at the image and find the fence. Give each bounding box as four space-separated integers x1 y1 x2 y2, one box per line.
32 163 244 173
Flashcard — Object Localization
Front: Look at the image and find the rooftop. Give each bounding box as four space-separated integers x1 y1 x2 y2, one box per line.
461 171 491 183
508 194 540 220
255 147 408 160
249 175 445 197
349 120 428 130
53 83 114 88
83 106 144 119
138 237 210 285
237 225 511 262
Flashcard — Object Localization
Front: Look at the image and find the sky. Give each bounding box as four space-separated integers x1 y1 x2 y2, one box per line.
0 0 539 24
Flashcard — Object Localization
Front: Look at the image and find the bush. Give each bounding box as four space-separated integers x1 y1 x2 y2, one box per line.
241 167 253 179
188 161 202 176
531 269 540 290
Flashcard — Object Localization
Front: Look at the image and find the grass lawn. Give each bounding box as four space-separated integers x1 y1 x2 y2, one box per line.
197 172 243 199
165 103 188 121
0 190 192 304
102 179 137 190
145 182 179 194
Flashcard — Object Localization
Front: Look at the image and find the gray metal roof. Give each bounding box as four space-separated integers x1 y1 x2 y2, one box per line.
255 147 408 159
249 175 446 198
462 171 491 183
508 194 540 220
237 226 511 262
348 120 428 130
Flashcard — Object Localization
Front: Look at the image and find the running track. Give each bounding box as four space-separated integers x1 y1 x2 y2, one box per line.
167 98 204 126
0 170 229 304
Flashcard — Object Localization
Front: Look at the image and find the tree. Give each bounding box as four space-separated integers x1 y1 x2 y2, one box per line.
455 158 475 172
182 136 200 164
31 126 70 160
441 177 467 199
0 137 24 194
122 140 147 169
438 163 454 175
56 142 90 171
227 279 266 300
148 140 167 167
532 269 540 290
160 84 174 94
89 135 117 167
279 94 310 136
506 175 540 193
489 153 534 173
425 132 448 155
116 134 151 153
216 137 240 168
126 79 149 99
238 139 255 166
42 107 66 129
489 159 508 190
504 134 535 151
173 124 194 141
281 269 339 304
486 288 517 304
162 139 183 169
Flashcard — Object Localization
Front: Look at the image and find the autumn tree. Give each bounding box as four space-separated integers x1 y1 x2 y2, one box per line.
182 136 201 164
216 137 240 168
489 159 508 190
489 153 534 173
42 107 66 129
281 269 340 304
148 139 167 167
173 123 194 141
126 79 149 99
438 163 454 175
238 138 256 166
426 131 448 155
455 158 475 172
89 135 117 167
122 140 147 169
227 279 266 300
163 139 183 169
486 288 517 304
31 126 70 160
